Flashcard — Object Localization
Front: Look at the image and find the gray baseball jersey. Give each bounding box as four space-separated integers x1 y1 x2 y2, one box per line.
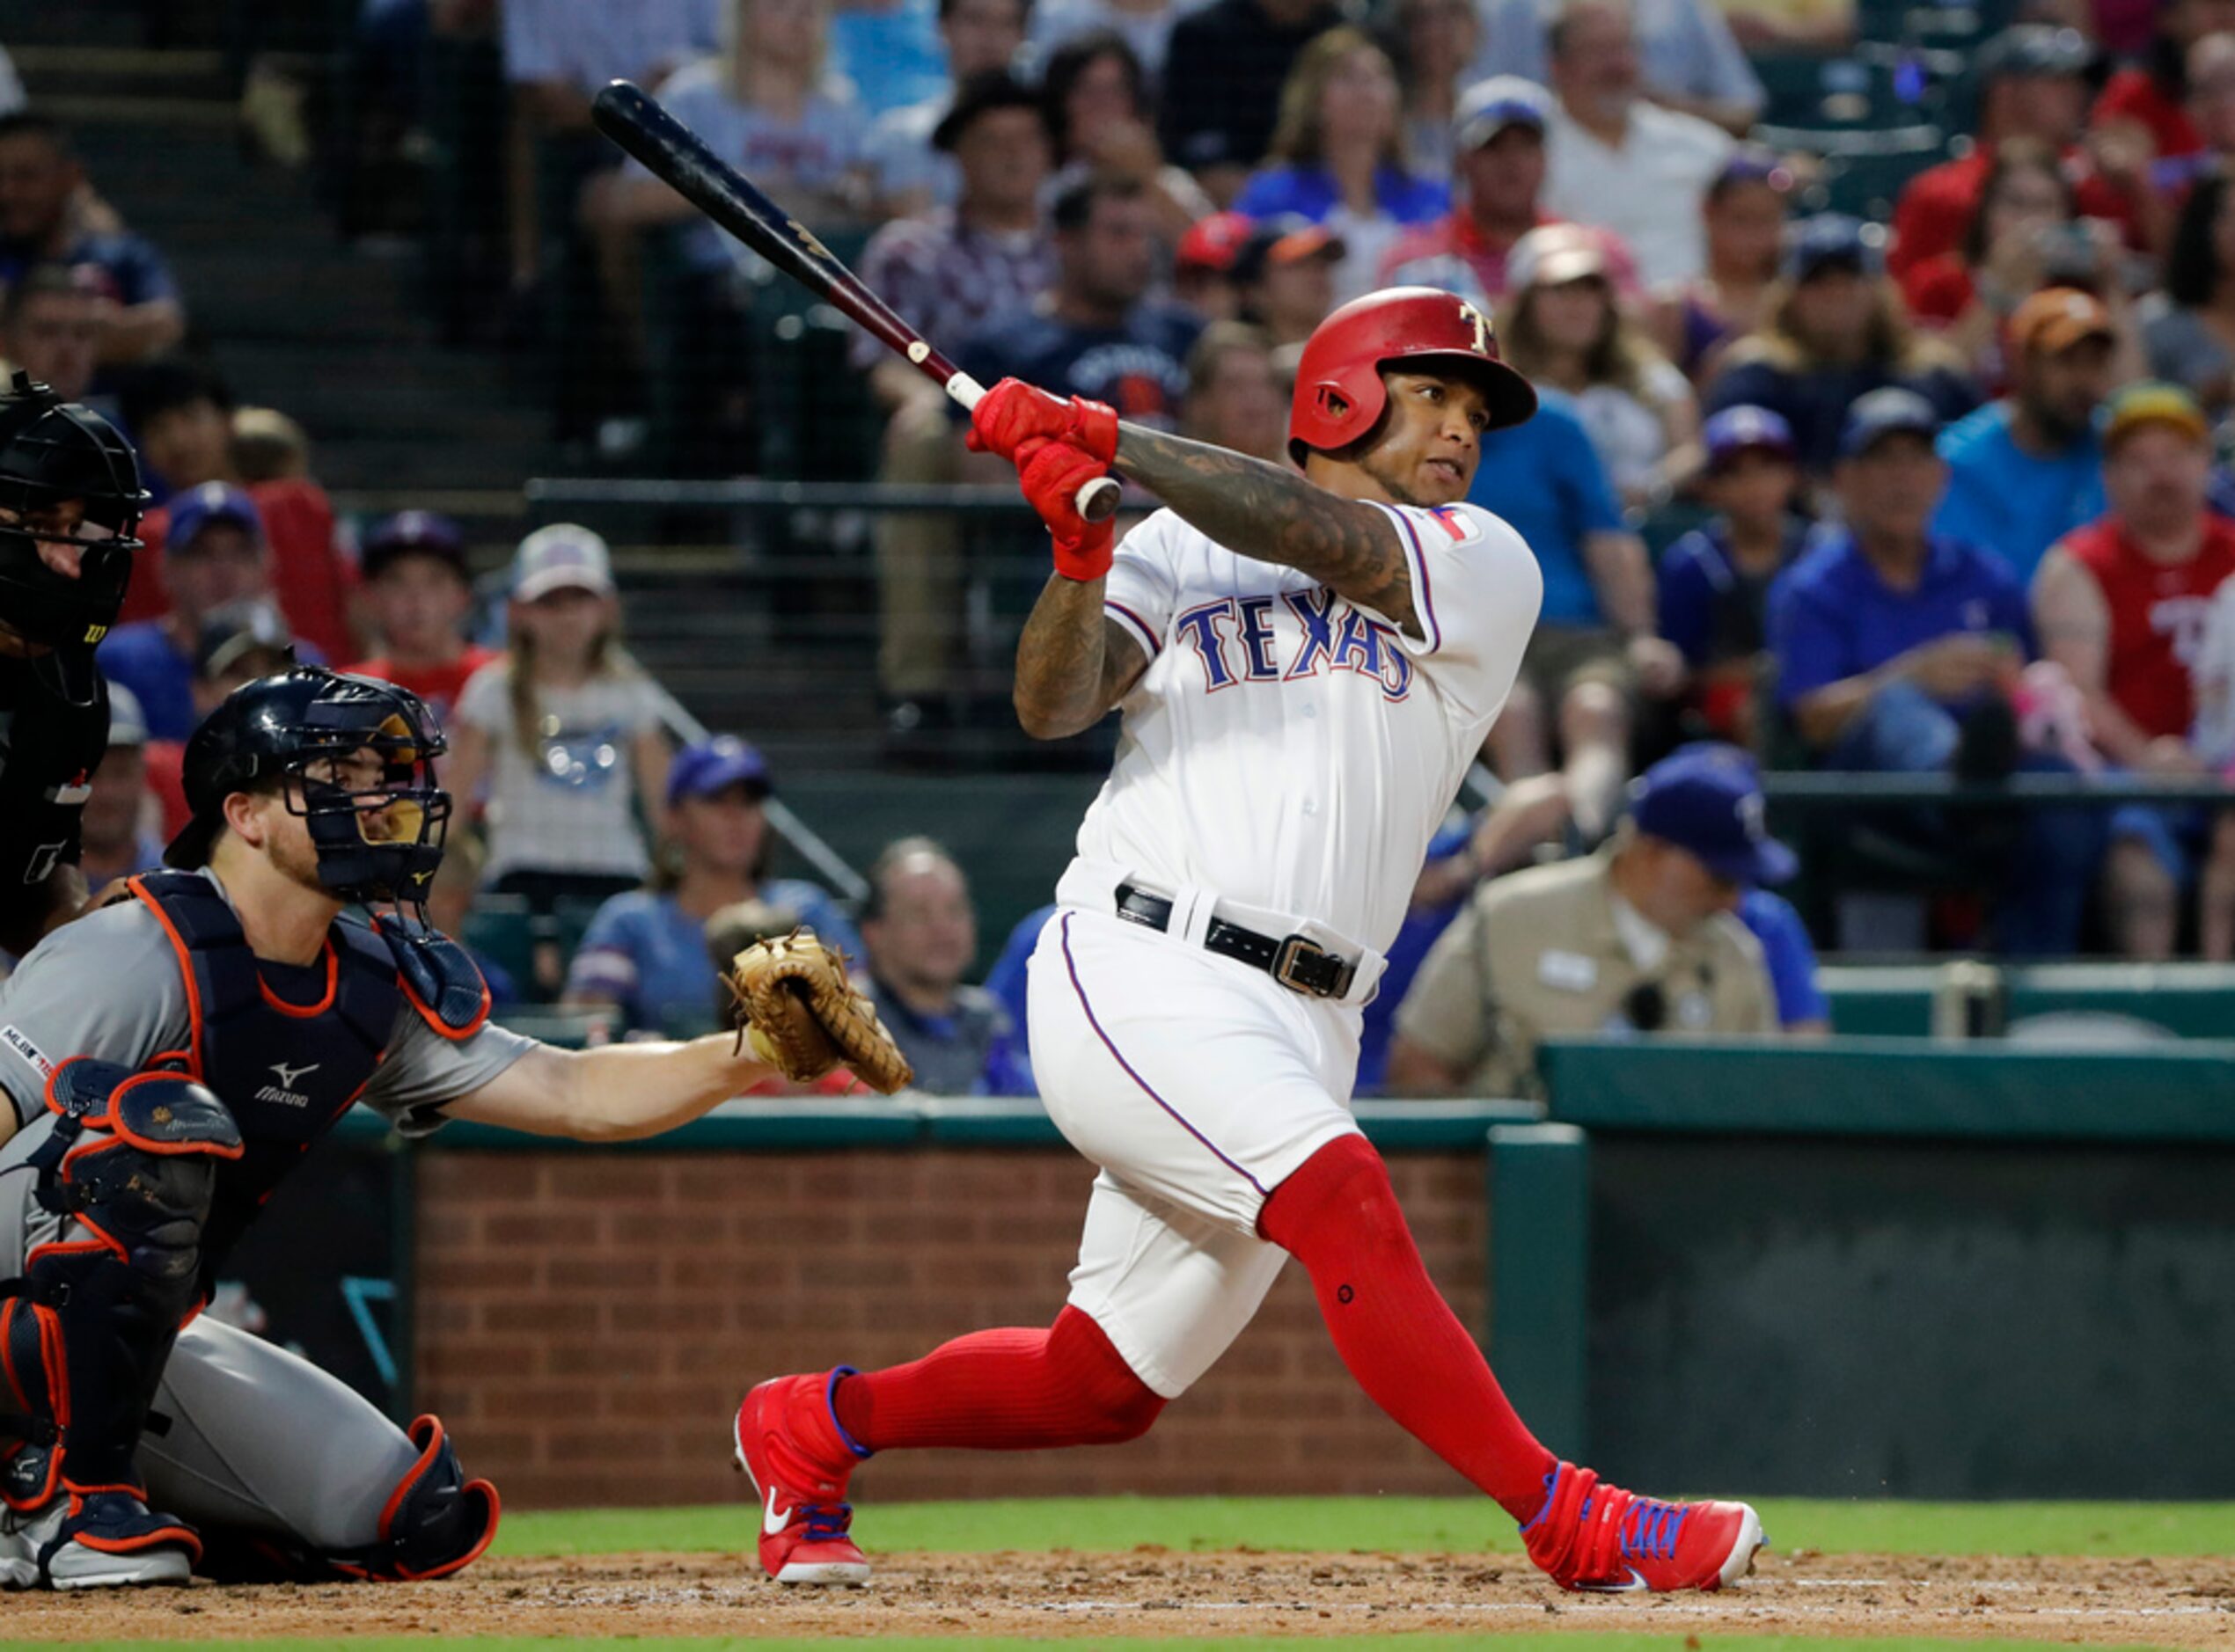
0 871 535 1561
0 871 535 1133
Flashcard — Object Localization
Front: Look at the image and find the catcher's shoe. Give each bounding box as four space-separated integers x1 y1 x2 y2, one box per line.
2 1487 198 1590
1520 1461 1762 1593
733 1367 873 1586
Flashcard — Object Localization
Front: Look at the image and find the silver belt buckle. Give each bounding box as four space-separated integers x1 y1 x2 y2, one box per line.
1273 933 1337 997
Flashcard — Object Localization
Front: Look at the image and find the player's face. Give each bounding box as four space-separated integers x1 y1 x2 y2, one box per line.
677 783 769 875
1 499 114 577
0 501 116 657
1356 370 1490 507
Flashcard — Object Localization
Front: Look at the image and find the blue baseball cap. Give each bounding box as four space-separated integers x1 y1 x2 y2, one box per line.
1629 744 1797 886
1783 213 1884 282
1838 385 1941 459
165 481 265 556
666 734 772 806
1702 404 1796 471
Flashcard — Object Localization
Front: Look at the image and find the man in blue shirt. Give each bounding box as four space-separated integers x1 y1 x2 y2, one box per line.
1659 405 1810 745
860 837 1031 1095
1467 387 1678 838
1769 388 2105 953
96 486 324 742
1933 288 2113 583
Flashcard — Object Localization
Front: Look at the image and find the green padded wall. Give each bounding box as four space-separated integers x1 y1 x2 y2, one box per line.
1536 1038 2235 1496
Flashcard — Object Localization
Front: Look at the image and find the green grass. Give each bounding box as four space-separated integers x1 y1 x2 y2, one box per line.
30 1641 2207 1652
495 1495 2235 1560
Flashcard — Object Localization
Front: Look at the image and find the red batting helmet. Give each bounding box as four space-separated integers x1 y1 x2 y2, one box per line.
1286 286 1537 466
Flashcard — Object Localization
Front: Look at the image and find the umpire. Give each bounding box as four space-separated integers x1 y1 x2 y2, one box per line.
1387 746 1788 1097
0 370 145 949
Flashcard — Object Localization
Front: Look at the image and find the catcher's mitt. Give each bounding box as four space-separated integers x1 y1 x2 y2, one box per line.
726 928 913 1095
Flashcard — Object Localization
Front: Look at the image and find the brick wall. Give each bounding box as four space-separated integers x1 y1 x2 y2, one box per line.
414 1148 1489 1508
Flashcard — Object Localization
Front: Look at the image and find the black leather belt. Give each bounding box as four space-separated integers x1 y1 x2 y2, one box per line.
1113 882 1358 1000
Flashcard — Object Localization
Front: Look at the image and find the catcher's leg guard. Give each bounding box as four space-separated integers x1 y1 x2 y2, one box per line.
0 1061 240 1584
197 1414 499 1583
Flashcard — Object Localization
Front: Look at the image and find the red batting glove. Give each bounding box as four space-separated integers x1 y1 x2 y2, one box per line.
1016 436 1117 581
966 377 1118 465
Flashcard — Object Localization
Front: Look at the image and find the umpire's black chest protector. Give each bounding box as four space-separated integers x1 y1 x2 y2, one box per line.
123 871 458 1271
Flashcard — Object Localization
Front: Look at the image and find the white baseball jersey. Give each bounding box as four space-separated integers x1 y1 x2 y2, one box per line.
1060 499 1543 958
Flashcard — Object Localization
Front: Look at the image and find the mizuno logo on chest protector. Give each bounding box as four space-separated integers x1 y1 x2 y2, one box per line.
256 1059 322 1107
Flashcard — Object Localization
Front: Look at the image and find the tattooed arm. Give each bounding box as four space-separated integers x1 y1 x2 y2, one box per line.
1110 424 1418 636
1015 574 1151 740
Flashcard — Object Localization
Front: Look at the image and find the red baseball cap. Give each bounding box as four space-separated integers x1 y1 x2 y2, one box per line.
1177 211 1254 275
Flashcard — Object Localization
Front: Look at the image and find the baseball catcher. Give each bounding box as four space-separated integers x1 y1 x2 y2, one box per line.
0 665 891 1590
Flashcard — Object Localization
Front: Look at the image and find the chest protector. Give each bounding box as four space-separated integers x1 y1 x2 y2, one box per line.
126 871 487 1275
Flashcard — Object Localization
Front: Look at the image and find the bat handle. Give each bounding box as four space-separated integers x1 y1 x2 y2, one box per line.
945 371 1123 524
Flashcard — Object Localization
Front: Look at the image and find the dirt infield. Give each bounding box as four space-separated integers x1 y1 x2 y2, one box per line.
4 1547 2231 1643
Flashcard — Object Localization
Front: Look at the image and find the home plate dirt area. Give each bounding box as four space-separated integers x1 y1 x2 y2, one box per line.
3 1548 2231 1643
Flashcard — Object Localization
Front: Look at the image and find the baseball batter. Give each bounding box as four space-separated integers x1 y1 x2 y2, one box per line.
0 665 898 1590
736 289 1765 1593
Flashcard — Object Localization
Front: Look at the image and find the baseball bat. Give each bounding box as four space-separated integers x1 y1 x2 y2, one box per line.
592 79 1121 523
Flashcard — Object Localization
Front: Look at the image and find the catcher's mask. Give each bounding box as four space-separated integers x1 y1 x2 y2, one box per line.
166 666 451 910
0 371 148 697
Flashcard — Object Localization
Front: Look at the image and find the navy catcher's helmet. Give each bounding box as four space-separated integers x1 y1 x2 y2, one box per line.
166 666 451 907
0 370 146 654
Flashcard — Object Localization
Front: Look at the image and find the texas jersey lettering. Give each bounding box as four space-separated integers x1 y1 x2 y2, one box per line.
1071 498 1541 956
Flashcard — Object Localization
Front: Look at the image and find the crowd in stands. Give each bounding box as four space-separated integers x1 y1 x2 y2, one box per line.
27 0 2235 1100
